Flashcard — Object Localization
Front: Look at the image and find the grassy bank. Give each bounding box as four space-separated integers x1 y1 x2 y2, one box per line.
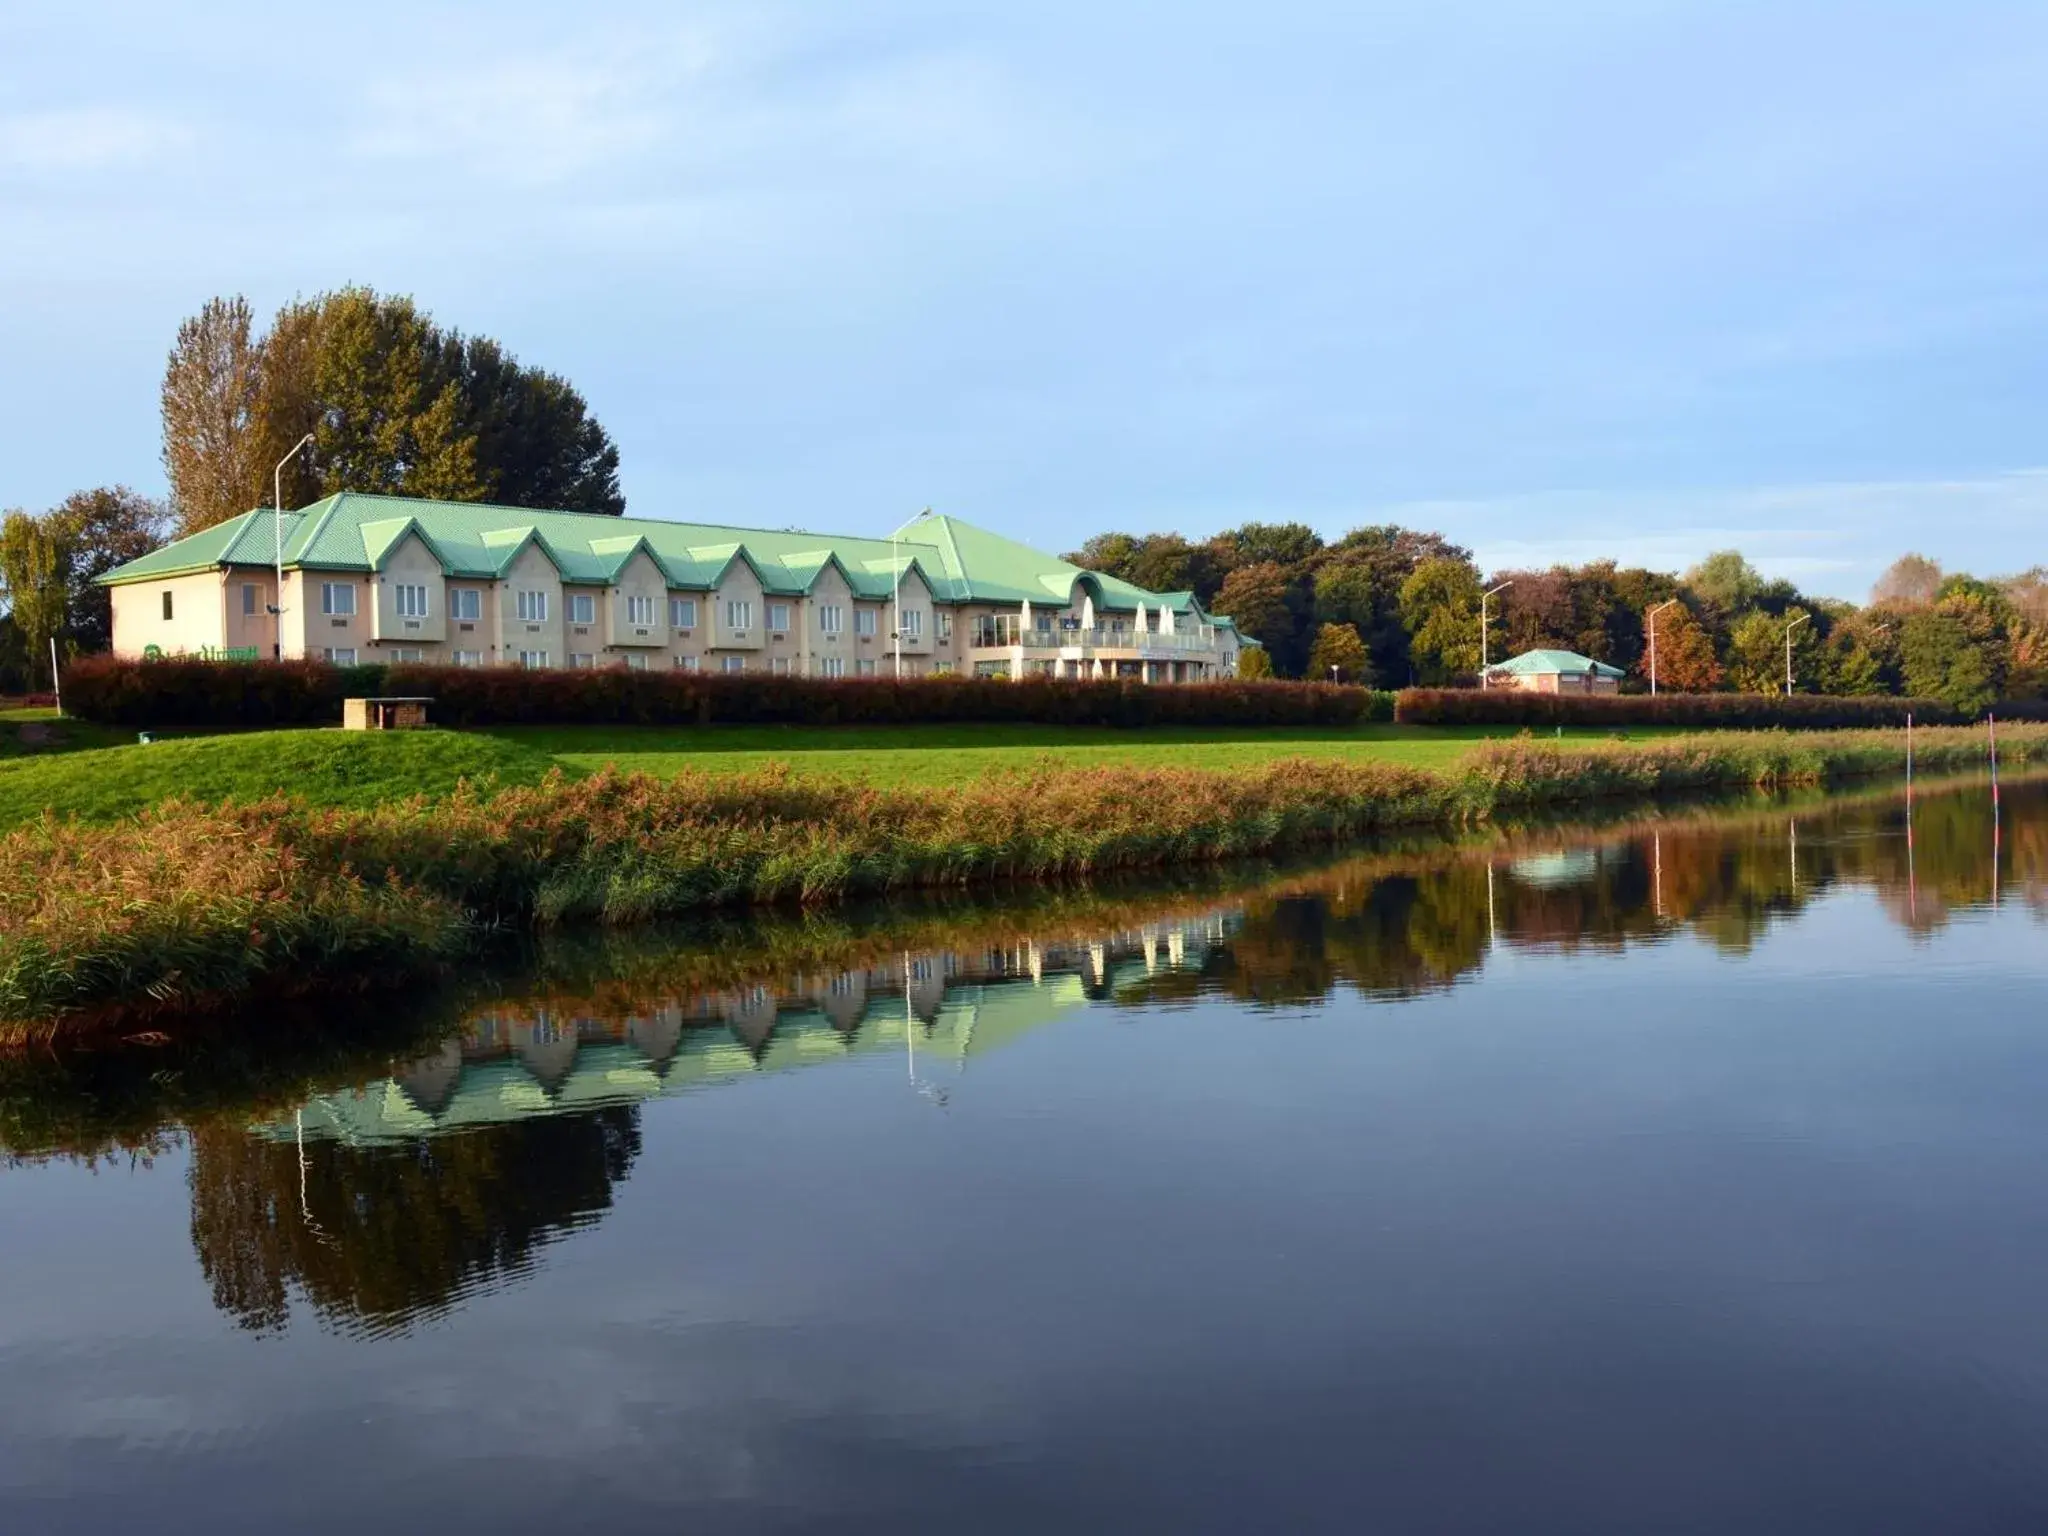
3 723 2039 1036
0 719 1663 825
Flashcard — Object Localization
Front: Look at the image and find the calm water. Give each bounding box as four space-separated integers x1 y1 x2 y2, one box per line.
5 779 2048 1534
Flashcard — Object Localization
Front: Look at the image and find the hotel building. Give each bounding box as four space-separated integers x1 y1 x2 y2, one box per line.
101 493 1250 681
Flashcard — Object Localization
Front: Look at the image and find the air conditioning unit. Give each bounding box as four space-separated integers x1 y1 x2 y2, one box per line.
458 622 475 632
769 631 787 641
634 628 649 637
331 618 348 628
526 624 540 633
573 625 590 636
404 620 421 631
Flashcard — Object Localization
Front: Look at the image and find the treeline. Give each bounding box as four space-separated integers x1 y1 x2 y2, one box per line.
1068 527 2048 713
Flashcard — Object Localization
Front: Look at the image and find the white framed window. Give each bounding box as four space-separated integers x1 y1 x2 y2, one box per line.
453 650 483 667
567 593 595 625
322 647 357 664
321 582 356 617
569 652 596 669
721 655 745 673
767 602 791 632
626 594 655 626
855 607 878 637
901 608 924 638
820 655 845 678
818 604 844 636
670 597 697 629
725 599 753 631
395 583 429 619
518 649 550 669
625 652 648 671
676 654 700 672
771 656 791 676
937 611 953 641
516 589 548 623
241 583 258 616
391 647 424 662
451 588 482 621
856 658 876 676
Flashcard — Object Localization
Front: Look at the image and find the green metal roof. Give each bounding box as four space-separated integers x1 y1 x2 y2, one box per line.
1491 648 1626 679
100 493 1223 621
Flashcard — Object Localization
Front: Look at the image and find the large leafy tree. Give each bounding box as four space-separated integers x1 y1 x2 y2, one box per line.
0 511 70 690
161 296 270 536
1872 553 1944 608
1901 609 1997 714
1685 549 1766 615
161 288 625 534
1212 562 1298 671
1398 557 1482 683
47 486 172 652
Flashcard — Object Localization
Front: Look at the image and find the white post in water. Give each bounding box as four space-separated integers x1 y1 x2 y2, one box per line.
1481 580 1513 687
1646 600 1678 696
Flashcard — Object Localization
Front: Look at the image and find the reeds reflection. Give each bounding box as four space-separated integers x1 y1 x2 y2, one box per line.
4 775 2039 1336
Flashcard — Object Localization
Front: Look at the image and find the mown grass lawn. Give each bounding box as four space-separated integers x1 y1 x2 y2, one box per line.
0 718 1690 825
0 729 564 827
488 721 1678 787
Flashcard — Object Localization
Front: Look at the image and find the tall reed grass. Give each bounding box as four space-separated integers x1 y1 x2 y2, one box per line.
4 723 2041 1034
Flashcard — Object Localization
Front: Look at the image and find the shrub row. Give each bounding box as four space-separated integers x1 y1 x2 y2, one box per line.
60 654 1397 730
1394 689 1966 729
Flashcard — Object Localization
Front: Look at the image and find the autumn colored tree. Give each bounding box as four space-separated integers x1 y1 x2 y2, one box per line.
160 295 270 536
1634 601 1721 692
1212 561 1298 672
1306 621 1372 682
1872 553 1944 608
1236 645 1274 679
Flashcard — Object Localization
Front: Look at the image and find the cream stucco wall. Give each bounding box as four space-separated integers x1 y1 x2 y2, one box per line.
710 562 765 654
369 534 448 647
496 544 564 666
605 550 669 650
111 572 227 658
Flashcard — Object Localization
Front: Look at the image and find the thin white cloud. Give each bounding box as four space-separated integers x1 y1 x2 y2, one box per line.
1379 471 2048 597
0 107 191 174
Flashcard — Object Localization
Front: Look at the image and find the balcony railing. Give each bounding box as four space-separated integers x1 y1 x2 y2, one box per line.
969 620 1222 654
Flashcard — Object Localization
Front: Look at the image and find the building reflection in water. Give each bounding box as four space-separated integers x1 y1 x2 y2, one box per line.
122 778 2048 1334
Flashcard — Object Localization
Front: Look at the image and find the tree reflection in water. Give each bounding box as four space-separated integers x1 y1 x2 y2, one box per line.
5 775 2042 1336
187 1109 640 1336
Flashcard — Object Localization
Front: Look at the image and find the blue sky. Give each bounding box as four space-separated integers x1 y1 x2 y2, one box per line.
4 1 2046 599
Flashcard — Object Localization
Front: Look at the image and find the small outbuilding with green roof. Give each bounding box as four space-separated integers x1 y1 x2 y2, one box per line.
1486 648 1627 694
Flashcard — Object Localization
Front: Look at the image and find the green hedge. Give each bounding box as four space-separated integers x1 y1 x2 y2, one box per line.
1393 689 1964 728
59 654 1399 730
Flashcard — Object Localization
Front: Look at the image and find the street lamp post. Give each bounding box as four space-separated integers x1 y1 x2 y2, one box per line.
1784 612 1811 696
271 433 315 659
1646 599 1679 695
1480 580 1513 686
